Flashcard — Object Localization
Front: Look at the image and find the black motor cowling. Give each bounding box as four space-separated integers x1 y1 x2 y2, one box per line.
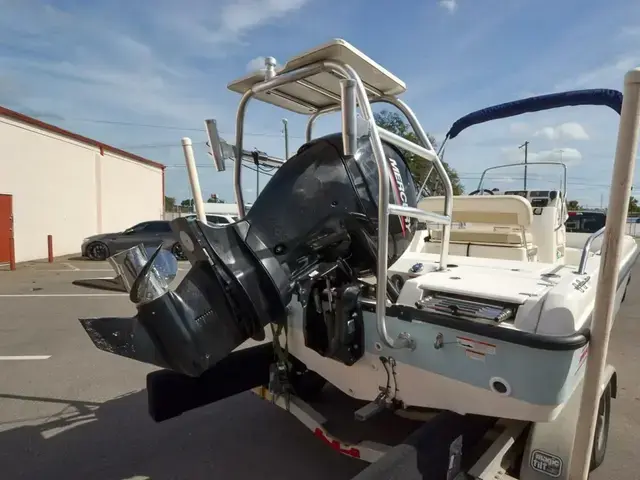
79 133 420 376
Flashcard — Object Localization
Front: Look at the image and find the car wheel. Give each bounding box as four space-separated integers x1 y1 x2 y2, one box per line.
87 241 109 261
171 243 186 261
590 382 612 471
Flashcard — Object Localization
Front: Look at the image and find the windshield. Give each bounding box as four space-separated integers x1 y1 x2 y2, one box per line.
476 162 567 195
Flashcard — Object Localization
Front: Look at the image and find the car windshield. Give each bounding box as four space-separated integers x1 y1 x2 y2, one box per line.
566 211 606 233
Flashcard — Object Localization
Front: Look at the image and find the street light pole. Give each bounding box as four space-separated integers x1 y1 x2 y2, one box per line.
252 150 260 202
519 141 529 189
282 118 290 160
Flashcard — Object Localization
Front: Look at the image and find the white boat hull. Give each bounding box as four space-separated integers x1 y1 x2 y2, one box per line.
239 235 638 423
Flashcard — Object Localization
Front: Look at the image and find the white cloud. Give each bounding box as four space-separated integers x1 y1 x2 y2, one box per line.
509 122 530 135
0 0 317 205
0 0 314 128
620 26 640 37
558 122 590 141
0 4 222 124
439 0 458 14
554 56 640 91
534 122 589 141
155 0 310 51
536 147 582 165
424 2 640 206
501 146 583 166
246 56 267 72
244 56 284 73
221 0 308 33
534 127 556 140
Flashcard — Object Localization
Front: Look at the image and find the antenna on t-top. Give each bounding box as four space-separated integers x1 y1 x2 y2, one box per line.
204 119 227 172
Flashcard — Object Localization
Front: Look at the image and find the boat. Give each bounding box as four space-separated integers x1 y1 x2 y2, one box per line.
75 39 640 479
384 120 639 423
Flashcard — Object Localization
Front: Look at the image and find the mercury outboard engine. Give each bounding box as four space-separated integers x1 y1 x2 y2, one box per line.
79 133 419 377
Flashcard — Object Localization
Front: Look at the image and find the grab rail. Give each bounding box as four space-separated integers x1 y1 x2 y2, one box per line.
577 226 606 275
305 95 454 273
232 58 453 351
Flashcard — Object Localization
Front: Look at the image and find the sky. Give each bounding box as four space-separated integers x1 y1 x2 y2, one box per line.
1 0 639 208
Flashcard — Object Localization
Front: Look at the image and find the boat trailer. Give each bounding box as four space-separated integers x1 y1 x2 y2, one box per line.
145 339 617 479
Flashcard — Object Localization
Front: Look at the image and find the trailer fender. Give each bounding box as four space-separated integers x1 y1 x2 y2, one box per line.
519 365 616 480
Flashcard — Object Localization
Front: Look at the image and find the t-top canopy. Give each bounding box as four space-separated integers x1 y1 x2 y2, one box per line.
446 89 623 140
227 39 407 114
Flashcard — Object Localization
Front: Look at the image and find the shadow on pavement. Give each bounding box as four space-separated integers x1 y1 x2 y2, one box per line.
0 390 365 480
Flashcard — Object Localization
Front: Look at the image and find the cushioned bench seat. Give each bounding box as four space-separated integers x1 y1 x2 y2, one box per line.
417 195 538 262
430 228 533 246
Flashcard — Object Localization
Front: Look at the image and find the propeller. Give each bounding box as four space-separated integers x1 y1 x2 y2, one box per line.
72 244 178 298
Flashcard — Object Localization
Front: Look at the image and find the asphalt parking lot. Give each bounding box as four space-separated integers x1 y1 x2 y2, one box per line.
0 256 638 479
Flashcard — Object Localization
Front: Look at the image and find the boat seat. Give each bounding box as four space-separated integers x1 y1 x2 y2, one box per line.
430 227 534 245
418 195 538 262
418 195 534 226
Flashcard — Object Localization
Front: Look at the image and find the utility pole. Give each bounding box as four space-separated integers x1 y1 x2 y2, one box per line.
519 141 529 190
251 150 260 202
282 118 290 160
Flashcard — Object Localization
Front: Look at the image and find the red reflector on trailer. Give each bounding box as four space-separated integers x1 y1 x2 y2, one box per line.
314 427 362 458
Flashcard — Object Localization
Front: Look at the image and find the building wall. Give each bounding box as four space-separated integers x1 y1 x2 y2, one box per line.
99 150 164 235
0 115 164 263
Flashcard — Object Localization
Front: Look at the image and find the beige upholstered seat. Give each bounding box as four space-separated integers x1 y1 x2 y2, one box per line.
418 195 538 261
418 195 533 227
430 228 534 245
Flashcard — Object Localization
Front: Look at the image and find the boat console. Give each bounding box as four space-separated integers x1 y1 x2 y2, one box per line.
414 184 568 264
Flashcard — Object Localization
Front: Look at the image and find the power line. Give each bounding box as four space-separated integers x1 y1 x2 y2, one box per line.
61 116 307 140
22 112 637 166
162 165 633 190
63 115 630 190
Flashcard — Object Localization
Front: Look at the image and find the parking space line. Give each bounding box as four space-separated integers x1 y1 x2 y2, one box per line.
0 355 52 360
62 263 80 271
30 268 191 273
38 269 113 272
0 293 128 298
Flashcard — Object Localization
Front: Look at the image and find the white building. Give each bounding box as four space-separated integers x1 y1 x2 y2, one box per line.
0 106 165 265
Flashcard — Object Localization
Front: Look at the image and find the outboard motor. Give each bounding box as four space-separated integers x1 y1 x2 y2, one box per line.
79 133 420 377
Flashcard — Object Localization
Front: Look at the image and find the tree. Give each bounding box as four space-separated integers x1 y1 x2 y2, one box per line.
373 110 464 195
164 196 176 211
567 200 581 210
180 198 194 209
